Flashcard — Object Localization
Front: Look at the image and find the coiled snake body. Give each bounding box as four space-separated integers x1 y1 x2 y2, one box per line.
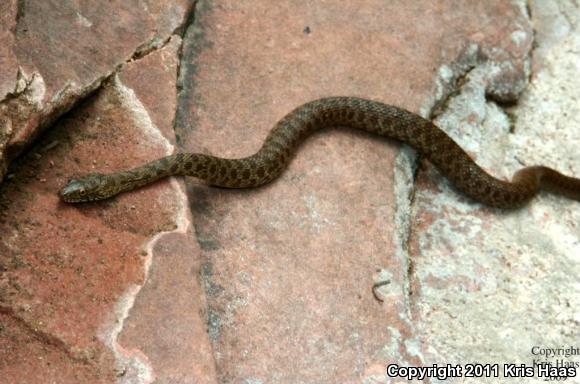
60 97 580 208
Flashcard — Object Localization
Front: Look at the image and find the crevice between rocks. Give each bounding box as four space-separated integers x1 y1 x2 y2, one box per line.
173 0 209 145
174 0 199 38
394 2 536 320
1 0 199 184
14 0 26 34
391 44 485 319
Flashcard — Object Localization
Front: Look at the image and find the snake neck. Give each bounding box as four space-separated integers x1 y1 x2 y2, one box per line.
108 153 225 195
107 155 182 196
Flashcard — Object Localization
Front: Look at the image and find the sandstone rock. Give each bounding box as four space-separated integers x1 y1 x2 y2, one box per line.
1 1 578 383
0 0 194 182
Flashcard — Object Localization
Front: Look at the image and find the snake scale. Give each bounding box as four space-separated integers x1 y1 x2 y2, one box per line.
59 97 580 208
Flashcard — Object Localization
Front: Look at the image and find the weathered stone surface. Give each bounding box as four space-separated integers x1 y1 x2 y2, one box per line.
0 0 194 182
2 0 579 383
0 1 17 100
409 0 580 375
115 37 217 384
0 37 215 383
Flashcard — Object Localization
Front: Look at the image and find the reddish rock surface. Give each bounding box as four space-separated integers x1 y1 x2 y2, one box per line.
0 0 193 181
2 1 579 383
0 36 215 383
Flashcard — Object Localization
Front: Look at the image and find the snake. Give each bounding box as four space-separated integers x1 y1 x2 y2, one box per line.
59 97 580 208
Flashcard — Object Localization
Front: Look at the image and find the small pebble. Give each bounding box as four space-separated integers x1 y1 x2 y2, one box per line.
42 140 60 152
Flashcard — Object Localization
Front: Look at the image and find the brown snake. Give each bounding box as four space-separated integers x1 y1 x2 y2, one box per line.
59 97 580 208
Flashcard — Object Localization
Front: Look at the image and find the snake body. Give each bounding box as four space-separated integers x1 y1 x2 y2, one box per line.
59 97 580 208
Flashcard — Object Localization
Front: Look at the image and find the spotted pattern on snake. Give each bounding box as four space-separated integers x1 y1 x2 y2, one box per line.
59 97 580 208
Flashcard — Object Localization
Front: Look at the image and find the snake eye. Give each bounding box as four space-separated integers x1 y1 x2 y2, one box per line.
79 189 86 196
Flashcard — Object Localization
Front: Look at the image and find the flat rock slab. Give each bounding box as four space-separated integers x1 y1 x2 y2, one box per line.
1 1 579 383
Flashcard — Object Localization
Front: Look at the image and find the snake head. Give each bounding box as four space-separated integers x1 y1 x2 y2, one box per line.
59 173 113 203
